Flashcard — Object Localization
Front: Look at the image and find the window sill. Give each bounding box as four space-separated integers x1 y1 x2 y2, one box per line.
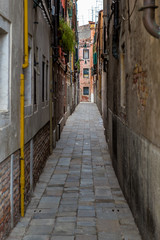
120 105 126 113
25 105 33 117
0 111 10 128
42 102 45 109
33 104 38 113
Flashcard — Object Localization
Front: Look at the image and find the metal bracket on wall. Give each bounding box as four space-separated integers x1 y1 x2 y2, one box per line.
101 52 109 61
139 5 158 11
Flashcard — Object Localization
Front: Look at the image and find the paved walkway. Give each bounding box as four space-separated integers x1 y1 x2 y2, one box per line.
7 103 142 240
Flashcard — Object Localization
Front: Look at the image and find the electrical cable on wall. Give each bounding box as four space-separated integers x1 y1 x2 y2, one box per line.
121 0 138 21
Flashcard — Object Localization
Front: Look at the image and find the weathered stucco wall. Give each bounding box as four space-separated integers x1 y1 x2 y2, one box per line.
0 1 23 162
79 23 95 102
104 0 160 239
0 1 51 238
96 10 104 115
79 44 91 102
0 0 50 163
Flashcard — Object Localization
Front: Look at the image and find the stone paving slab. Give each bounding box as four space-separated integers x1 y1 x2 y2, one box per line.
51 237 74 240
23 236 50 240
26 225 53 235
6 103 142 240
76 236 97 240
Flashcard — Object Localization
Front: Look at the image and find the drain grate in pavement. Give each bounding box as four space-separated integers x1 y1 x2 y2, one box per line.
95 199 115 203
48 184 64 187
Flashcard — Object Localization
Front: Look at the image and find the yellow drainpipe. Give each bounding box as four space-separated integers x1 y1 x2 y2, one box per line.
23 0 29 69
20 0 29 217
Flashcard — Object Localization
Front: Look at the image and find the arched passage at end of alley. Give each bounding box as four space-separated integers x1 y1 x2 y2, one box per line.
7 103 141 240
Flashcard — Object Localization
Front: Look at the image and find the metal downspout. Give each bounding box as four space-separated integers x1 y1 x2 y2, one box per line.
22 0 29 68
21 0 29 217
140 0 160 38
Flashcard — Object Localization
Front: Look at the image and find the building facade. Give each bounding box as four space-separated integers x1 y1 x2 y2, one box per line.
78 22 95 102
100 0 160 239
93 10 104 114
0 0 79 239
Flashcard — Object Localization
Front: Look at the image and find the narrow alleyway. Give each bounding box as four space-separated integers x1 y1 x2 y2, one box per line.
7 103 142 240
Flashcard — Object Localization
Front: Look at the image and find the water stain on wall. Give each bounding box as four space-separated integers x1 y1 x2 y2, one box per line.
132 63 149 111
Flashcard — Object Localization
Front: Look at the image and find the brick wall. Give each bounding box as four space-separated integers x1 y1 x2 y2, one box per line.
24 142 31 206
13 151 20 227
33 123 50 186
0 122 50 239
0 157 11 239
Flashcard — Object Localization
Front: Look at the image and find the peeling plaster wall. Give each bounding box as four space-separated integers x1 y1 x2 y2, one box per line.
78 23 95 103
104 0 160 239
0 0 51 163
0 1 23 162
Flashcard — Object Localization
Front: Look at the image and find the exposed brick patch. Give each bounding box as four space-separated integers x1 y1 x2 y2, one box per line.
53 63 66 129
132 64 148 111
0 157 11 239
0 122 50 239
33 122 50 187
24 142 30 207
13 151 20 226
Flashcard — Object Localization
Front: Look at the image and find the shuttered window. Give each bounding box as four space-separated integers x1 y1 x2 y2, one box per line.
83 87 89 95
83 68 89 78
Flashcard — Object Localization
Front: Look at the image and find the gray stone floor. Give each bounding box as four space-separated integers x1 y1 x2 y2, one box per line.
6 103 142 240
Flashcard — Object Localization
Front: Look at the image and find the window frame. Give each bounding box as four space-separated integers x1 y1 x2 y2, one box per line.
0 17 10 113
0 15 11 128
83 49 89 59
24 46 32 107
46 61 49 102
24 36 34 116
42 56 45 103
83 68 89 78
120 42 126 109
83 87 89 96
33 47 39 106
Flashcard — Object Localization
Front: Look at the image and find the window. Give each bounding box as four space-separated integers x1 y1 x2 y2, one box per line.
24 35 33 115
46 61 48 101
0 17 10 112
34 54 37 105
83 87 89 95
83 49 89 59
83 68 89 78
45 0 51 9
24 46 32 107
120 43 126 108
34 47 39 105
42 57 45 102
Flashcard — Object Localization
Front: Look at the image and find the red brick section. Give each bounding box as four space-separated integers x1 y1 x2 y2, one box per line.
0 122 50 239
33 122 50 186
0 157 11 239
54 63 65 126
13 151 20 226
24 142 31 206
